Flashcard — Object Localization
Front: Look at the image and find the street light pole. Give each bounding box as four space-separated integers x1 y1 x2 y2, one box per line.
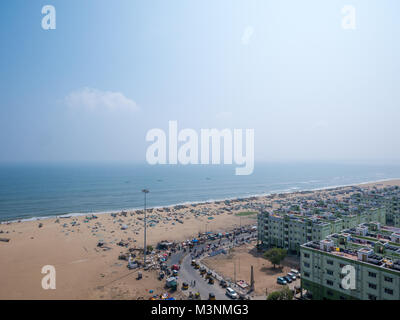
234 260 236 284
142 189 149 266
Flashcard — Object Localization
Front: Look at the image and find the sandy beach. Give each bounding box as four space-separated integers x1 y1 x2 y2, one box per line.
1 178 400 299
0 200 256 299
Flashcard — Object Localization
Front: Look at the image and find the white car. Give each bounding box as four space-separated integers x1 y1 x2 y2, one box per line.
291 269 301 278
226 287 239 299
290 269 299 275
287 272 297 280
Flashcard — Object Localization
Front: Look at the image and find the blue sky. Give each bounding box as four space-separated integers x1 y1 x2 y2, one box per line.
0 0 399 164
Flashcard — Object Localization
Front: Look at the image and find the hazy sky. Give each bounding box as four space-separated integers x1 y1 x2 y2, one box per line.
1 0 399 164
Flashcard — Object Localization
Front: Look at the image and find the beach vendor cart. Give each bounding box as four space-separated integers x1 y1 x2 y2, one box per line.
166 277 178 291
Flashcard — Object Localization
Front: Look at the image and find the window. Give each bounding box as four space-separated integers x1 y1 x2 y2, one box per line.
304 272 310 278
384 276 393 283
368 294 377 300
327 260 334 265
326 280 333 286
327 290 333 296
368 272 377 278
304 262 310 268
304 253 310 258
339 296 346 300
326 269 334 275
339 263 345 268
368 283 377 290
384 288 393 295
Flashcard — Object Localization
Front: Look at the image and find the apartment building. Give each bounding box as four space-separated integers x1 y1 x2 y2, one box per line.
258 212 334 254
258 207 386 255
386 196 400 227
352 186 400 227
300 224 400 300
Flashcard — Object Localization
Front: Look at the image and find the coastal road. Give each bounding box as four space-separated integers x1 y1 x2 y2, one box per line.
167 230 257 300
179 252 228 300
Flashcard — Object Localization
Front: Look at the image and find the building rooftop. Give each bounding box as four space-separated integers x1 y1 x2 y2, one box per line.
302 227 400 273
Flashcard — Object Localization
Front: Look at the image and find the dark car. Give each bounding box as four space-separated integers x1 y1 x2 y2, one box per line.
220 280 227 288
283 276 292 283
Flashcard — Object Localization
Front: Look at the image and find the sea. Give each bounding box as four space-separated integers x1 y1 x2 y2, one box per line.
1 162 400 222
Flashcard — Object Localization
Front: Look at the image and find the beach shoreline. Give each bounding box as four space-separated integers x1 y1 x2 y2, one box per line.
2 177 399 224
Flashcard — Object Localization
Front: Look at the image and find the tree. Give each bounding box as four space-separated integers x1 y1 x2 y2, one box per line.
263 247 287 269
267 286 294 300
266 291 281 300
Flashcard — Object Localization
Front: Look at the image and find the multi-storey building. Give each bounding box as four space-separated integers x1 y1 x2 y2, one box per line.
258 207 386 255
352 186 400 227
385 195 400 227
300 223 400 300
257 212 332 254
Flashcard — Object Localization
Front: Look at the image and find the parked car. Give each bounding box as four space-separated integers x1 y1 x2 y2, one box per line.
291 269 299 276
208 293 216 300
226 287 239 299
287 272 297 280
220 280 227 288
283 276 292 283
277 277 287 285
